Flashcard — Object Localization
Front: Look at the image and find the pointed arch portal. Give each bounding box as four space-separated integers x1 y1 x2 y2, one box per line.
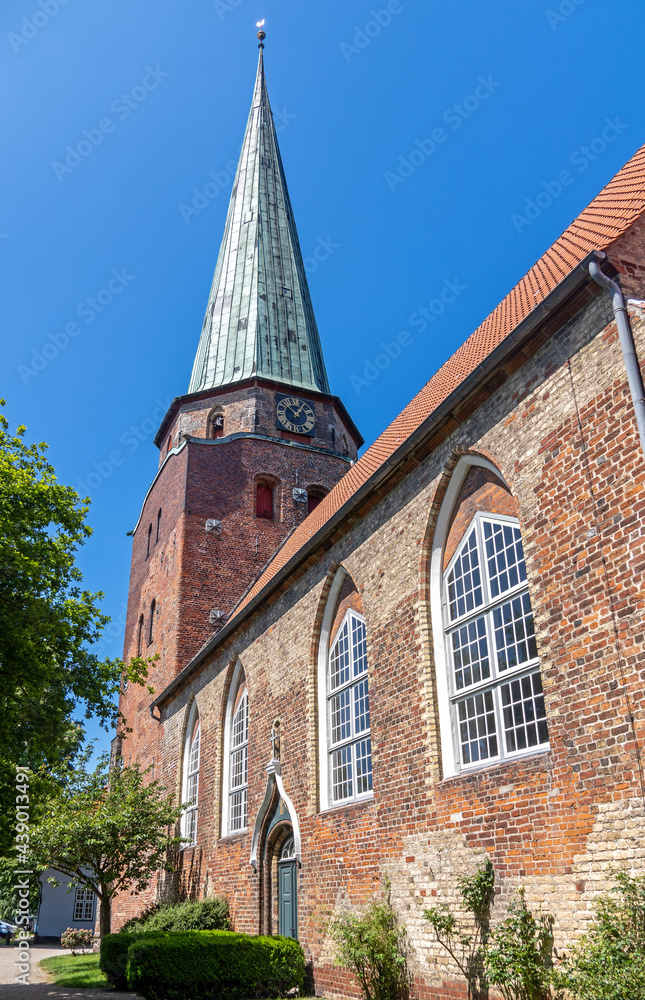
250 761 301 939
249 760 301 870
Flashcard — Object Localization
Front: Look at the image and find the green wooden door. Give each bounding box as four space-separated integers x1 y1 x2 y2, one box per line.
278 837 297 939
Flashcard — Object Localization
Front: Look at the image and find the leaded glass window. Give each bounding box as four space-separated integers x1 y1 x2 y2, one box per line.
328 611 372 803
184 717 200 845
229 689 249 832
443 514 548 769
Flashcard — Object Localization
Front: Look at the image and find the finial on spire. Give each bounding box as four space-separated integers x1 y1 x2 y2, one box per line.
256 19 266 48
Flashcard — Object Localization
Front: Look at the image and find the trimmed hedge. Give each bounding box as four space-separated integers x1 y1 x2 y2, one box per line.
100 932 162 990
126 929 306 1000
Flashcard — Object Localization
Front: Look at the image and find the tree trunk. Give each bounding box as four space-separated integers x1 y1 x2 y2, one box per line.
99 892 112 939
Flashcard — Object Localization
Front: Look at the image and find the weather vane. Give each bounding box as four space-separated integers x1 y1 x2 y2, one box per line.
256 19 266 48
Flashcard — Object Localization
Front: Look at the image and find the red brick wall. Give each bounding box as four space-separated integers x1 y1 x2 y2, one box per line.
329 575 363 643
607 218 645 300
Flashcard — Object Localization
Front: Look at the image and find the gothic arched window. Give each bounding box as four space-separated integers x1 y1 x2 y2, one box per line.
156 508 162 544
229 689 249 832
327 610 372 804
222 663 249 836
430 457 550 777
146 524 152 559
182 705 200 846
442 508 548 770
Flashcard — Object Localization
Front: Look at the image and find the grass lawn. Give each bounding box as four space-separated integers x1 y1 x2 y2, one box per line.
39 952 108 988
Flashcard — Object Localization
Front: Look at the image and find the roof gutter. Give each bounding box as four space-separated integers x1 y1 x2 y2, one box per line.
150 249 606 715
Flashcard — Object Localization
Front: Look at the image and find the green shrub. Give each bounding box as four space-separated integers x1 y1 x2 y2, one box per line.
121 896 229 934
120 902 162 933
126 929 305 1000
329 879 410 1000
557 871 645 1000
100 932 161 990
485 888 561 1000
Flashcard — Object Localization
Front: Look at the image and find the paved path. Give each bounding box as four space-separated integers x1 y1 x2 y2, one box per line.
0 943 135 998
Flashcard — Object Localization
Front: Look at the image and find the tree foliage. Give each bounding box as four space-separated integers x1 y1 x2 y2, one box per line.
329 877 410 1000
0 856 42 921
485 888 561 1000
423 859 495 1000
0 406 153 849
29 756 184 937
557 871 645 1000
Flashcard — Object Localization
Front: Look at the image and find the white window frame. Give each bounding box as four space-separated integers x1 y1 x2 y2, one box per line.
221 660 249 837
317 568 373 810
181 701 200 846
430 456 549 778
73 887 95 922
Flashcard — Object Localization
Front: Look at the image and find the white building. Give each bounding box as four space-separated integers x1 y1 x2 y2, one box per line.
35 869 96 943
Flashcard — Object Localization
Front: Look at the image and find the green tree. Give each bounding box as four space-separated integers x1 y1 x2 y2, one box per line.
485 888 561 1000
0 857 42 922
29 756 184 938
558 871 645 1000
423 859 495 1000
329 877 410 1000
0 406 153 848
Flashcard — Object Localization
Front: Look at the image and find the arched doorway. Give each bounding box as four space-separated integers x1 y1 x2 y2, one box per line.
250 752 301 939
260 818 299 939
277 835 297 939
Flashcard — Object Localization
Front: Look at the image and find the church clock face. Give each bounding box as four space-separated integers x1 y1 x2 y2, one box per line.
276 394 316 436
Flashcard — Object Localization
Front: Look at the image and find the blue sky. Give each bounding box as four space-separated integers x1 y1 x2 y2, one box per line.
2 0 644 760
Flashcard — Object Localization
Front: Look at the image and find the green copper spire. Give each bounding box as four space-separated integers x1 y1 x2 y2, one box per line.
188 40 330 395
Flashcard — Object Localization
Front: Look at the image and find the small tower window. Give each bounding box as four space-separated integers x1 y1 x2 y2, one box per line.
256 484 274 520
136 614 144 657
307 488 327 515
209 407 224 439
167 436 172 453
148 599 156 646
156 508 162 544
146 524 152 559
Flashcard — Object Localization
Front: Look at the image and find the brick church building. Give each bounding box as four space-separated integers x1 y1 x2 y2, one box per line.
113 34 645 998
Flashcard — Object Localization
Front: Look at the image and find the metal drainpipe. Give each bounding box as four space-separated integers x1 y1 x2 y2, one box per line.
589 255 645 457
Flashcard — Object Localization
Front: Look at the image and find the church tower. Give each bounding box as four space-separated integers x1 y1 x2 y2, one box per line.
118 35 361 753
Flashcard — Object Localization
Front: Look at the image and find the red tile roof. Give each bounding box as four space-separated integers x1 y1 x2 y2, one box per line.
235 142 645 616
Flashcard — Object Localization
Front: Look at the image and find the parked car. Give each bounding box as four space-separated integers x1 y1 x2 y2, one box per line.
0 921 17 944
